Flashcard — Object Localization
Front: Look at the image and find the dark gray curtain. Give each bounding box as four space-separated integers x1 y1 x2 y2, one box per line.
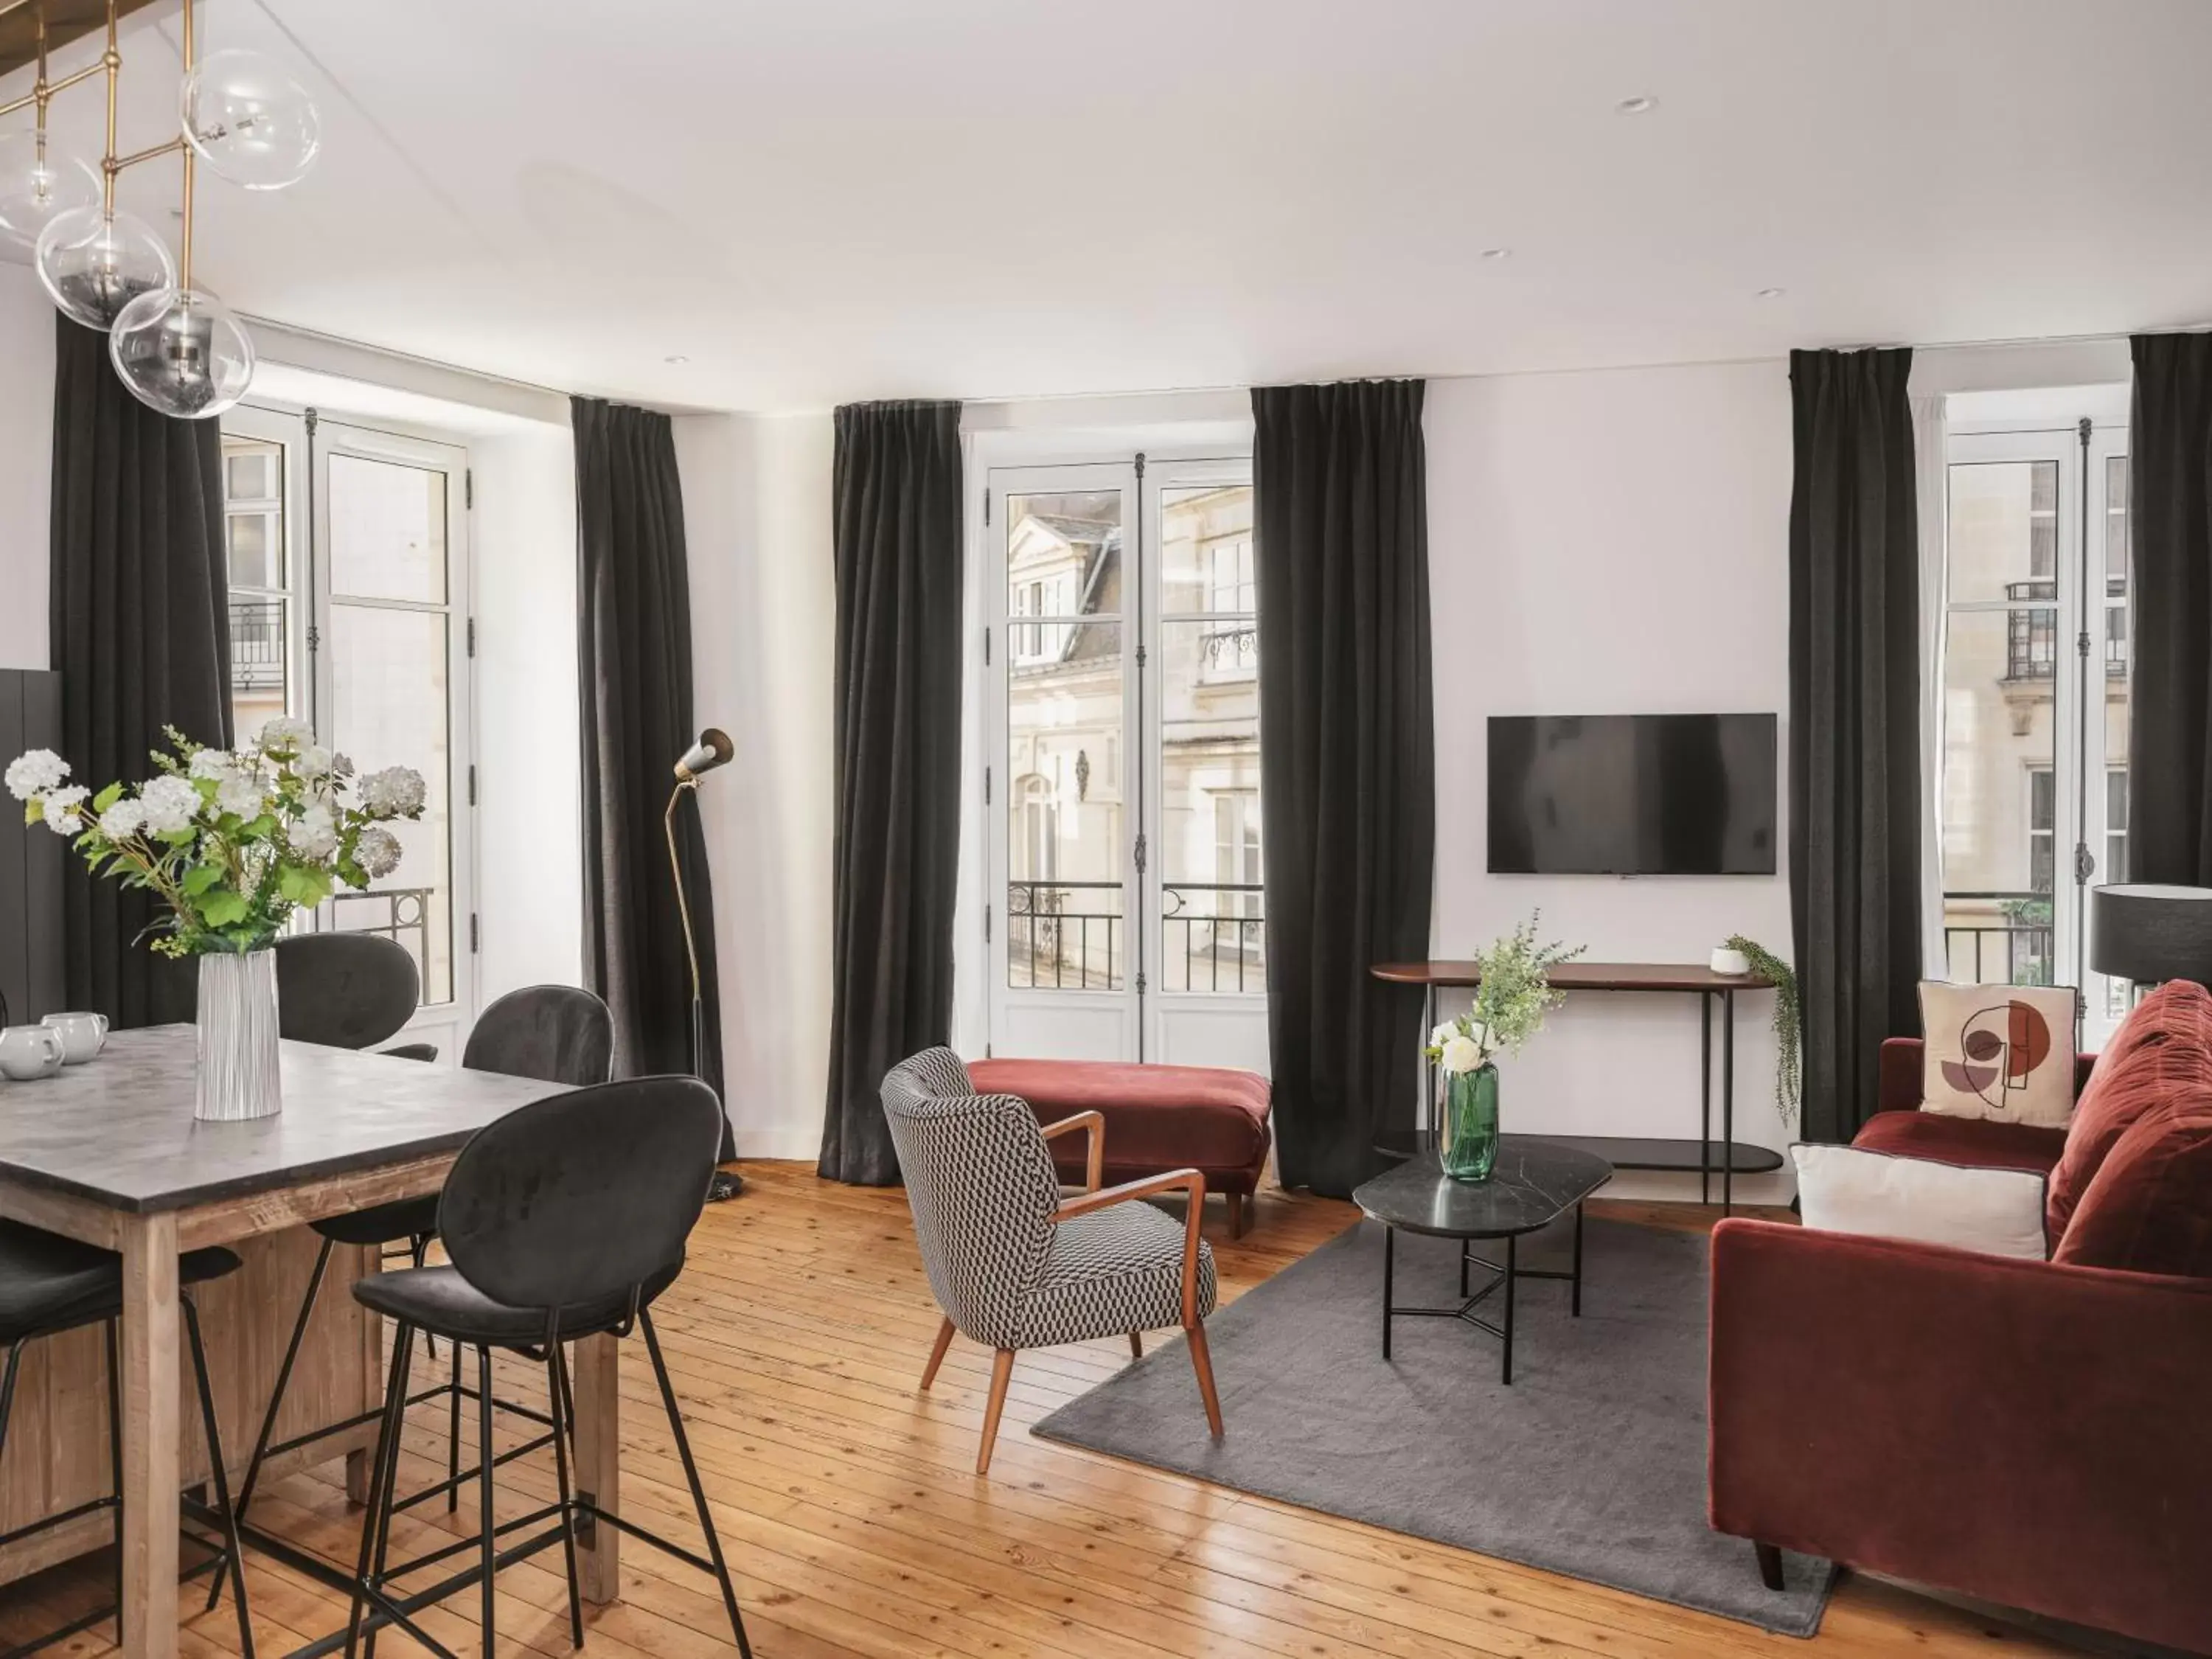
1253 379 1435 1197
2126 333 2212 883
819 400 963 1186
51 315 229 1029
574 396 728 1152
1788 347 1921 1144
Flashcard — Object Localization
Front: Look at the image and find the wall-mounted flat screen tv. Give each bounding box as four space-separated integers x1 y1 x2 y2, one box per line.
1487 713 1778 875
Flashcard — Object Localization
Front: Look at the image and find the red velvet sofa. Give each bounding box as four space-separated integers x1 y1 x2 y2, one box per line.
1709 981 2212 1655
967 1057 1271 1237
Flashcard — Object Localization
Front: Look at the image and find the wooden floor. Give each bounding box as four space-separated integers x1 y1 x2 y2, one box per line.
0 1166 2087 1659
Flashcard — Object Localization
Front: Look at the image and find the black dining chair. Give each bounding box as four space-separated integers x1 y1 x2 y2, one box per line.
344 1075 750 1659
221 981 614 1599
0 1220 254 1658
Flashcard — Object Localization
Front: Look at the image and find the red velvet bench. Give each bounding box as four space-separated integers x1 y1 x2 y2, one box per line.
966 1058 1272 1237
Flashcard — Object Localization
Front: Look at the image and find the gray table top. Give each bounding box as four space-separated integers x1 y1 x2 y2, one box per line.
0 1026 566 1214
1354 1136 1614 1239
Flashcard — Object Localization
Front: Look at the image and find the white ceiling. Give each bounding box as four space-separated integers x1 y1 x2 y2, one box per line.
7 0 2212 414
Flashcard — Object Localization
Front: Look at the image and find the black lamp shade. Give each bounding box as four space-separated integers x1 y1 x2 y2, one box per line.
2089 884 2212 985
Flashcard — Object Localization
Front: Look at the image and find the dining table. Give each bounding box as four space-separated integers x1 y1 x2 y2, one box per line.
0 1026 622 1659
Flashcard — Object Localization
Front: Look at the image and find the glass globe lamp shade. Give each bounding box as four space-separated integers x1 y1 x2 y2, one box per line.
35 206 177 329
108 286 255 419
182 49 321 189
0 131 102 249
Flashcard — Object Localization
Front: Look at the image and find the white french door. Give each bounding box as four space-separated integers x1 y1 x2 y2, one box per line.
1938 420 2129 1038
218 407 477 1052
984 456 1269 1069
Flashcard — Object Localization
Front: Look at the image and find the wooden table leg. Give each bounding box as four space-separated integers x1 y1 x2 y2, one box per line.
120 1212 181 1659
571 1332 621 1605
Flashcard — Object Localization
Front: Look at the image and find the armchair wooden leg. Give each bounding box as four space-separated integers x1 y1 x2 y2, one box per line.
1225 1192 1247 1239
1185 1321 1224 1438
1128 1332 1143 1360
976 1349 1016 1476
1754 1542 1785 1591
919 1317 957 1391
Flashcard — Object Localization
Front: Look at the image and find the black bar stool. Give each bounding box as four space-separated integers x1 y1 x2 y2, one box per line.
343 1075 749 1659
222 982 613 1596
0 1219 254 1659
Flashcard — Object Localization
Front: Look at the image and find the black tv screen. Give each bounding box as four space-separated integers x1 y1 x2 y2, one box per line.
1487 714 1777 875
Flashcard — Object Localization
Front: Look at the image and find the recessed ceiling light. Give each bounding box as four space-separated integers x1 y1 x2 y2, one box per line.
1615 95 1658 115
1481 247 1512 261
1756 287 1787 299
663 355 689 364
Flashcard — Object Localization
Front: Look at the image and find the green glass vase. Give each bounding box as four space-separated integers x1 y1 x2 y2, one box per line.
1440 1062 1500 1182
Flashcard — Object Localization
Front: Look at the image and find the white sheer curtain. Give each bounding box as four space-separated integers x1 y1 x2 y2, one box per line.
1911 394 1950 978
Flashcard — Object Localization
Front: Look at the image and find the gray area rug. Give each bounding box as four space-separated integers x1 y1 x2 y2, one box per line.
1032 1217 1836 1637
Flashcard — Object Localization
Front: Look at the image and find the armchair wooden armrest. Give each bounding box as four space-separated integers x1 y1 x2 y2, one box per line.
1055 1168 1208 1326
1038 1110 1105 1192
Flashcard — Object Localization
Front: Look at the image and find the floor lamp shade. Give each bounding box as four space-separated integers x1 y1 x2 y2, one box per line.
2089 884 2212 985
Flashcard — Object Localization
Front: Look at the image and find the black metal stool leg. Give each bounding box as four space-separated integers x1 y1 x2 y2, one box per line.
347 1320 415 1659
447 1339 462 1514
1381 1226 1395 1360
546 1348 584 1649
1500 1234 1517 1385
183 1295 256 1659
641 1310 752 1659
477 1344 496 1659
1571 1203 1585 1317
212 1234 333 1610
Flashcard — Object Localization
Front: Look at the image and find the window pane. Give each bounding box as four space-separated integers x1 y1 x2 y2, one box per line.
2105 456 2129 594
1940 607 2055 986
226 511 279 589
1160 484 1256 615
1006 492 1119 632
1007 619 1122 990
328 603 452 1004
1159 618 1264 993
1947 460 2060 605
227 594 288 745
329 454 448 604
224 448 277 504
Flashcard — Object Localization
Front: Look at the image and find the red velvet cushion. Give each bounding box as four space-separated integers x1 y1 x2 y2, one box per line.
2055 1099 2212 1277
1851 1110 2067 1174
966 1058 1272 1189
2048 981 2212 1237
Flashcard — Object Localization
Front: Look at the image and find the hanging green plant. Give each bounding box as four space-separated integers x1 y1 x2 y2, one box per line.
1725 934 1801 1130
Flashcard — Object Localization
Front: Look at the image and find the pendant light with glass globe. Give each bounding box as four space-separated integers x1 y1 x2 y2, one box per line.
0 0 321 418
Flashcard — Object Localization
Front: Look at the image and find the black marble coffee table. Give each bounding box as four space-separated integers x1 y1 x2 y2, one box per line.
1352 1136 1614 1383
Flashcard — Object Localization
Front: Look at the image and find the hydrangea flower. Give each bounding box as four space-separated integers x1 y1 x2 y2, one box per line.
189 749 236 782
287 801 338 860
139 774 202 835
296 745 334 780
361 766 427 818
5 748 69 801
100 796 148 841
257 715 314 753
41 785 88 833
215 772 266 820
355 825 403 878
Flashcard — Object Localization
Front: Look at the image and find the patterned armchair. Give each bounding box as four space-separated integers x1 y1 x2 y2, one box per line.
881 1047 1224 1474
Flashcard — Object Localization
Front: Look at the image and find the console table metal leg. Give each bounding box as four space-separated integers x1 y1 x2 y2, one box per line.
1700 991 1713 1206
1422 986 1437 1135
1500 1234 1516 1385
1571 1203 1584 1317
1381 1225 1394 1360
1722 988 1736 1217
1458 1237 1470 1298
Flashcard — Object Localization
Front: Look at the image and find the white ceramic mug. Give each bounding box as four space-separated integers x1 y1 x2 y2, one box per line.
1710 945 1751 977
0 1024 66 1081
44 1011 108 1065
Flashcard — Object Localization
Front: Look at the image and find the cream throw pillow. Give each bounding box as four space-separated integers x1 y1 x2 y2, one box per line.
1792 1144 2051 1259
1919 981 2077 1127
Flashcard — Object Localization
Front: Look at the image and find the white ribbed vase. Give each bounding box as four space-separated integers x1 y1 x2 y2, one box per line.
195 947 282 1122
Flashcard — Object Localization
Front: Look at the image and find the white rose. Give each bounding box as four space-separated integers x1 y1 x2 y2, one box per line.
355 825 402 878
256 715 314 754
287 801 338 860
361 765 427 818
41 785 88 835
138 774 202 835
1430 1021 1458 1049
296 745 334 779
99 796 148 841
215 772 265 820
6 748 69 801
1440 1034 1482 1075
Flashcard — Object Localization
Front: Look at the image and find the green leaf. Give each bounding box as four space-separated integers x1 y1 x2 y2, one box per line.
181 863 225 896
23 800 40 826
197 888 251 928
277 865 332 908
92 782 124 813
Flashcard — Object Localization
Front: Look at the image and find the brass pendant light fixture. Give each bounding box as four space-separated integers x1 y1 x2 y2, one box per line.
0 0 321 417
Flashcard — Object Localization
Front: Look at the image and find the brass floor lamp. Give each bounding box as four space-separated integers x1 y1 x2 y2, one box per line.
667 727 741 1200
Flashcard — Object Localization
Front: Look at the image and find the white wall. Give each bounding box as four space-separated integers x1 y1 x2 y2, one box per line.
0 263 54 669
676 411 837 1160
1426 362 1797 1200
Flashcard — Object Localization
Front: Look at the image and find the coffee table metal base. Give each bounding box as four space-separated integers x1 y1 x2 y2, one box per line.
1380 1203 1585 1385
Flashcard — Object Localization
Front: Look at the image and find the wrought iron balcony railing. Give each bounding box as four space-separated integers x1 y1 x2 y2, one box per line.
229 599 285 693
1005 880 1267 994
1941 889 2053 987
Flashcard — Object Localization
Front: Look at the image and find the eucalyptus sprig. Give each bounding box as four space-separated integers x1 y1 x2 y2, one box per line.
1725 933 1801 1128
1425 911 1585 1073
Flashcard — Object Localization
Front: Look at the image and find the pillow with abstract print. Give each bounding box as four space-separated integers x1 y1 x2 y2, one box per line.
1919 981 2079 1128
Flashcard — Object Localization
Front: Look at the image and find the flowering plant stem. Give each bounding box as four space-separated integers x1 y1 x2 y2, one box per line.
1425 912 1585 1073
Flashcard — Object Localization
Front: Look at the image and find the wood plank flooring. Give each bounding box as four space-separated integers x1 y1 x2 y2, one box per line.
0 1166 2085 1659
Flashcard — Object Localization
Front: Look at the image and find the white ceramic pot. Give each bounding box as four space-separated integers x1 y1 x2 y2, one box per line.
0 1023 65 1081
1710 945 1752 977
43 1010 108 1065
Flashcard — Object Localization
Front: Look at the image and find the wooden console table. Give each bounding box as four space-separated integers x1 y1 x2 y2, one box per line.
1370 960 1784 1214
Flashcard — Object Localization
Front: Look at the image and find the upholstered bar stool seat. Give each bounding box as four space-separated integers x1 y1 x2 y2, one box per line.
354 1258 682 1346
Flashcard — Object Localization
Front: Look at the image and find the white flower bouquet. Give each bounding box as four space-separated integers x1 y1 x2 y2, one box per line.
1425 911 1585 1074
7 718 427 958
